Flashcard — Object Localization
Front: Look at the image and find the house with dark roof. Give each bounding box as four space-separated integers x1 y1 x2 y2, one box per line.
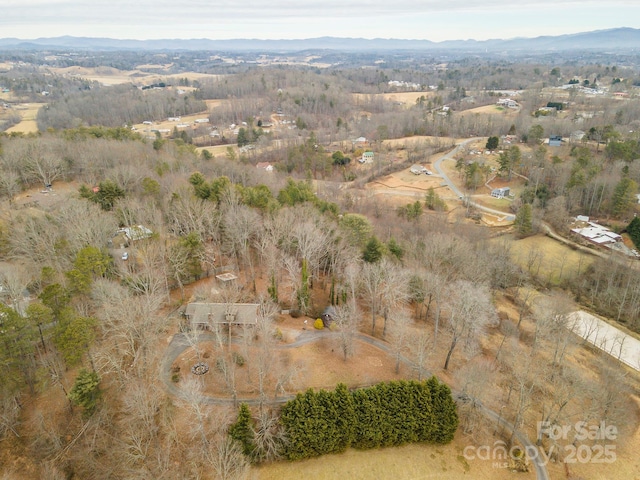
184 302 259 330
548 135 563 147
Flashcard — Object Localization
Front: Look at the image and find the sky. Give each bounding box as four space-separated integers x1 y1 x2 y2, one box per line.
1 0 639 42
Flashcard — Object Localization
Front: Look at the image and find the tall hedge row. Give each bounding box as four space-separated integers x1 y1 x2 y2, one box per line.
278 378 458 460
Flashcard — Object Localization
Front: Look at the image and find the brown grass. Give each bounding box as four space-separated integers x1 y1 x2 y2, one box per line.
506 233 594 286
352 92 436 108
4 103 44 133
459 105 520 117
252 432 535 480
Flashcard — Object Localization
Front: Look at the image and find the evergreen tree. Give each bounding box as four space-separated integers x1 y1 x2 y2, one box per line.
486 136 499 150
425 187 447 211
0 304 37 394
514 203 533 237
229 403 255 457
627 217 640 249
611 177 637 218
386 238 404 261
333 384 356 451
362 236 384 263
53 307 96 367
68 369 100 416
65 246 112 295
237 127 249 147
428 378 459 443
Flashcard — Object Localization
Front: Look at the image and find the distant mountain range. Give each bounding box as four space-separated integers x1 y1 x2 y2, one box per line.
0 28 639 52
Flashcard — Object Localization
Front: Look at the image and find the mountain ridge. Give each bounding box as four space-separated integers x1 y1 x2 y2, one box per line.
0 28 639 52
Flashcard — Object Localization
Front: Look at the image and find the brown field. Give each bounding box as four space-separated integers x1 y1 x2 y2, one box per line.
459 104 520 117
48 66 224 86
353 91 436 108
253 433 535 480
505 233 594 285
382 135 457 149
4 102 45 134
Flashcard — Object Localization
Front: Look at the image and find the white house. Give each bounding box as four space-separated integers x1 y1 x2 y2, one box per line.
491 187 510 198
497 98 519 109
410 164 427 175
360 151 374 164
256 162 274 172
571 221 622 245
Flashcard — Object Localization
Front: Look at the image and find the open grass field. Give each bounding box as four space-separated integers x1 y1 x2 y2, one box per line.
4 102 44 134
505 233 594 286
459 104 520 117
48 66 223 86
382 135 456 149
353 91 436 108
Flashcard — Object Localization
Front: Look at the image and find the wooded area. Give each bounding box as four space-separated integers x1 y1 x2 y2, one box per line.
1 48 639 479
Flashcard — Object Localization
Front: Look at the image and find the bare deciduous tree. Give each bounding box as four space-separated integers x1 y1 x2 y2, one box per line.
443 280 495 370
332 301 360 361
386 307 412 374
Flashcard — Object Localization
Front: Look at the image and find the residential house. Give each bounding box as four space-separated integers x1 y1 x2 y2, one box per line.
497 98 519 109
113 225 153 247
548 135 563 147
410 164 427 175
360 151 374 164
184 302 259 330
491 187 510 199
571 222 622 246
256 162 274 172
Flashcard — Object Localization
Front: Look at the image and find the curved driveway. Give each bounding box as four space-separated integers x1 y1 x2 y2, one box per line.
160 329 549 480
433 138 516 221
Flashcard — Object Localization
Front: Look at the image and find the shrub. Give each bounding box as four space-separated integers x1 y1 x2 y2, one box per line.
314 318 324 330
233 352 245 366
272 328 284 340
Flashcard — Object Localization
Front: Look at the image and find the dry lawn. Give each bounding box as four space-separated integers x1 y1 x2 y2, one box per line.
352 92 436 108
252 432 535 480
459 104 520 117
506 233 594 285
4 102 44 134
48 66 224 86
382 135 456 149
172 329 408 398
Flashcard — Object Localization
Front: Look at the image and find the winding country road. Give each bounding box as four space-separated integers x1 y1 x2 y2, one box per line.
160 328 549 480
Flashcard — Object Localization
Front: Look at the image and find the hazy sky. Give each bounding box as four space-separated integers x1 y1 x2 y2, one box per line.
2 0 639 41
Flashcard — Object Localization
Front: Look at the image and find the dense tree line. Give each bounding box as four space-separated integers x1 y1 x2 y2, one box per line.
37 84 206 130
273 379 457 460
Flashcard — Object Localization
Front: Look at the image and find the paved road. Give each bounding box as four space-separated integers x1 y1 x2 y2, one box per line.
433 138 516 221
160 328 549 480
568 310 640 371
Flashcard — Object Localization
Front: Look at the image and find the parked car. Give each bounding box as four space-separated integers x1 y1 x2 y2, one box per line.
122 252 129 261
